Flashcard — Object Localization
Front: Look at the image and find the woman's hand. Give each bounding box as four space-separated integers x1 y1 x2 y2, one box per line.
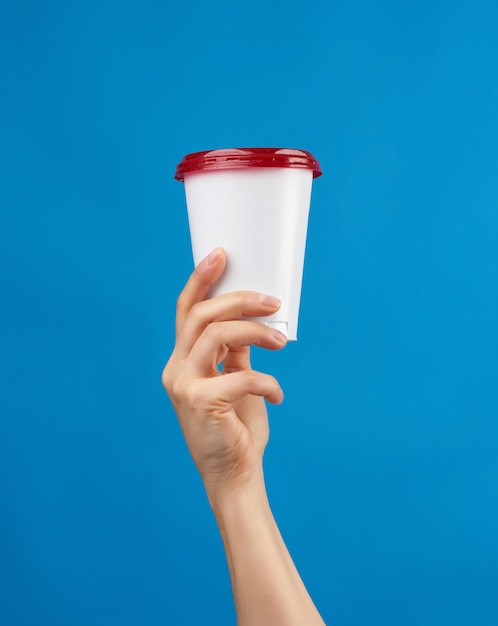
162 247 287 499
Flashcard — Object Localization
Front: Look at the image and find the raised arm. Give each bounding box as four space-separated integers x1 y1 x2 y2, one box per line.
162 247 325 626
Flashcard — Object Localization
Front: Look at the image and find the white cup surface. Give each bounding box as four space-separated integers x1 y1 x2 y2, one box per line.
184 167 314 340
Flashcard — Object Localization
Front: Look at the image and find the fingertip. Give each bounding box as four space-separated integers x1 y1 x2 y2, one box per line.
267 387 284 405
177 249 226 324
206 246 224 267
271 329 288 346
196 246 226 278
259 294 281 309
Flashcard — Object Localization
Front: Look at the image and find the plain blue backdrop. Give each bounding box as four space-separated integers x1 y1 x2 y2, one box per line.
1 0 497 624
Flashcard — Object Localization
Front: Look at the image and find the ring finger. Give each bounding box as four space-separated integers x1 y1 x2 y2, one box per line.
185 319 287 376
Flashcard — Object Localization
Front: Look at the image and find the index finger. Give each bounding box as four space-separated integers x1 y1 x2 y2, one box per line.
175 247 226 334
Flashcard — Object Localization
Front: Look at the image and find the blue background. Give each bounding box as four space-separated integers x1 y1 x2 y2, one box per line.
1 1 497 624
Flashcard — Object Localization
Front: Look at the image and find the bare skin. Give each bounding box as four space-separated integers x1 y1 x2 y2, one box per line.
162 247 325 626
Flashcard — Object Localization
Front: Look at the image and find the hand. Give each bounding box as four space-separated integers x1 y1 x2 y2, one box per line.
162 247 287 500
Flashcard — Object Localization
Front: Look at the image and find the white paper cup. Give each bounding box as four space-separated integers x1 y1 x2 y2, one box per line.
175 148 322 340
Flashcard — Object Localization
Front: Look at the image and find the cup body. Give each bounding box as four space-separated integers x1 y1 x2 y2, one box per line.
176 148 322 341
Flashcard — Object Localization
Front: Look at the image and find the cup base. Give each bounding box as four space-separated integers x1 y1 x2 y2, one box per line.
266 321 290 339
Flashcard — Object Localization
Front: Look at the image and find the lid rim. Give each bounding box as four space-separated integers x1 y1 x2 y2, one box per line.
174 147 323 181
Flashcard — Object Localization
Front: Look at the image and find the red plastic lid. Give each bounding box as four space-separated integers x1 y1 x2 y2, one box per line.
175 147 322 181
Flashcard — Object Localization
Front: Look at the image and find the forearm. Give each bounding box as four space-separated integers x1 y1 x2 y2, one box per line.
208 472 325 626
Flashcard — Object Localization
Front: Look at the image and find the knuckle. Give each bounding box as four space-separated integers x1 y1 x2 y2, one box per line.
189 299 208 324
236 290 257 305
161 362 173 391
241 369 259 386
175 292 188 316
202 321 224 341
234 291 248 305
185 383 208 410
165 371 206 407
223 290 251 310
161 361 186 400
170 377 185 400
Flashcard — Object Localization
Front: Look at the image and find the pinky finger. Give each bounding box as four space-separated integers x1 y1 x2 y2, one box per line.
212 370 284 405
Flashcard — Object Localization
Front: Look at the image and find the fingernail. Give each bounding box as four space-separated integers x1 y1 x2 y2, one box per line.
259 294 281 308
206 247 222 267
271 329 287 344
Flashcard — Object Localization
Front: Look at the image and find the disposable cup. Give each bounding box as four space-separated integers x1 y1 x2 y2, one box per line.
175 148 322 340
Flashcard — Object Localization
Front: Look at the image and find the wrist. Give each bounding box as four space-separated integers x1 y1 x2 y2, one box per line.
205 467 269 520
